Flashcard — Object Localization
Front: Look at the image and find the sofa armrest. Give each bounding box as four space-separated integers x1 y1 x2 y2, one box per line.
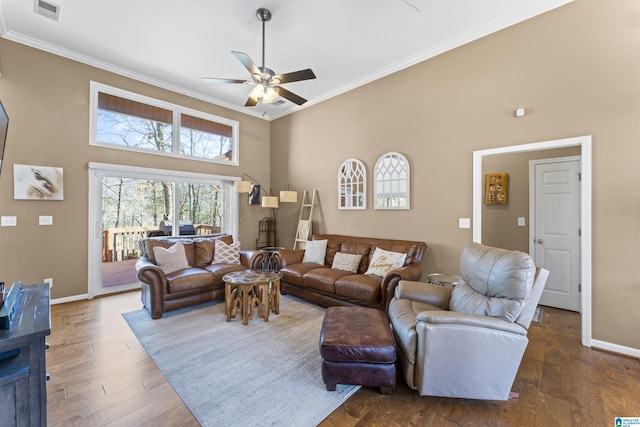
416 310 527 335
240 250 263 270
381 262 423 313
394 280 452 310
135 256 166 285
273 249 305 268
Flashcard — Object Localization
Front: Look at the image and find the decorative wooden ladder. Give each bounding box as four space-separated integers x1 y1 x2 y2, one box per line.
293 190 317 250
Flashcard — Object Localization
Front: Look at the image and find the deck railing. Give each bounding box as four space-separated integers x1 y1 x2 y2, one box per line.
102 225 222 262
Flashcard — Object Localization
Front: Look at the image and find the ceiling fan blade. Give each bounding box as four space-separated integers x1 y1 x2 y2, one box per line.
202 77 248 84
245 96 259 107
273 69 316 84
275 86 308 106
231 51 260 77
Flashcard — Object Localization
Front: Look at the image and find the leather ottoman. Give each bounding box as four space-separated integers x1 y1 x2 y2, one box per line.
319 306 396 395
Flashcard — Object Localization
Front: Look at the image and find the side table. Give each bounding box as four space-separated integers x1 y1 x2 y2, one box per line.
222 270 283 325
426 273 463 287
258 246 284 272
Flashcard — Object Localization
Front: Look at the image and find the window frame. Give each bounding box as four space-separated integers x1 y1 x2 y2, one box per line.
89 81 240 166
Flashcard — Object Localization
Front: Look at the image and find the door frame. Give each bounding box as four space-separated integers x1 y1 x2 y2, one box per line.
87 162 240 298
472 135 592 347
529 155 581 311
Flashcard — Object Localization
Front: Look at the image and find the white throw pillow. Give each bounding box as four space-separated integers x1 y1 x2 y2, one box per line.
302 239 328 265
364 247 407 277
331 252 362 273
153 242 189 274
213 240 241 265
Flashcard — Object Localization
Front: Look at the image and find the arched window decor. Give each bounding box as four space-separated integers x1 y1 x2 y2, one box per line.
374 152 410 210
338 159 366 209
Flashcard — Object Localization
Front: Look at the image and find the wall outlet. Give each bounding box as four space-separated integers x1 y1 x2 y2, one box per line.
1 216 17 227
44 278 53 287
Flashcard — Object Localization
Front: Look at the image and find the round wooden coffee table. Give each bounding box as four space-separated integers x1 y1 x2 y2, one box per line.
222 269 282 325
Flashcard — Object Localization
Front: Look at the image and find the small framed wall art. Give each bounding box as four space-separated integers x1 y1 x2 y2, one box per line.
484 172 507 205
14 164 64 200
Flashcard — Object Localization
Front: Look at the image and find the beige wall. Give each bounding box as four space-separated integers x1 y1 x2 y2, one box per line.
482 147 580 252
271 0 640 350
0 39 270 299
1 0 638 351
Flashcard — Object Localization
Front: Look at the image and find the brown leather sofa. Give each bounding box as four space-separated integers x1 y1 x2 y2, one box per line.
135 234 262 319
274 234 428 311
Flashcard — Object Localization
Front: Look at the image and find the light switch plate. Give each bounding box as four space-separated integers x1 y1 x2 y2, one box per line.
459 218 471 229
517 217 526 227
1 216 17 226
39 215 53 225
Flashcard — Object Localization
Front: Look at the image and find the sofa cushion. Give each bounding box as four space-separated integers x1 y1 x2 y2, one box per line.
303 267 352 293
334 274 382 303
331 252 362 273
364 247 407 277
213 240 241 265
194 238 215 266
153 242 189 274
203 263 247 284
279 264 323 286
166 267 215 293
339 242 372 273
302 239 328 264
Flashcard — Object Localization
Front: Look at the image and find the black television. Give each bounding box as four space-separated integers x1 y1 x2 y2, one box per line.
0 100 8 177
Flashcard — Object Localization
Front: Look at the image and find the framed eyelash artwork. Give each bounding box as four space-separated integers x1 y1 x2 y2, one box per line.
14 164 64 200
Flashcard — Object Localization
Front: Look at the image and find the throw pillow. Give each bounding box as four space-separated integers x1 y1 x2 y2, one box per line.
331 252 363 273
153 242 189 275
364 247 407 277
302 239 328 265
213 240 241 265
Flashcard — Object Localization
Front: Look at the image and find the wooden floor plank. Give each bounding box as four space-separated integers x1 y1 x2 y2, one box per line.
45 291 640 426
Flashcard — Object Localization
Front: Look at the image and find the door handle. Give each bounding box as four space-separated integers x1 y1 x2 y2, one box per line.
536 239 544 244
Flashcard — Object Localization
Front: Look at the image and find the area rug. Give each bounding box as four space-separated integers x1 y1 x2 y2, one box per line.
123 295 359 427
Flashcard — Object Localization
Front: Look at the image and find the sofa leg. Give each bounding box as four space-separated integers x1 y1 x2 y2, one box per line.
380 386 393 395
325 383 336 391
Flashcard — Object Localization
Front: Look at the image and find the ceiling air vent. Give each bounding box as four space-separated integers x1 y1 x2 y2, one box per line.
272 99 286 107
34 0 60 21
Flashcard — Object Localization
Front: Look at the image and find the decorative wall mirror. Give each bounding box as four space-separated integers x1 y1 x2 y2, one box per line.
374 152 410 210
338 159 366 209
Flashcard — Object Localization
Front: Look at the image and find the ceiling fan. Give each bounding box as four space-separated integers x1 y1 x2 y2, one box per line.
202 8 316 107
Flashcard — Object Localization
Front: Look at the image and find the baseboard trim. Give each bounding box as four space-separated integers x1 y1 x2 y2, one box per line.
591 339 640 359
51 294 89 305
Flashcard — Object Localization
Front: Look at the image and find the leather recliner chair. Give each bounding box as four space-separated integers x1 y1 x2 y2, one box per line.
388 242 549 400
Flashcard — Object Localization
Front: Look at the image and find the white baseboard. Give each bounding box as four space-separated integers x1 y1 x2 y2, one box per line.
591 339 640 359
51 294 89 305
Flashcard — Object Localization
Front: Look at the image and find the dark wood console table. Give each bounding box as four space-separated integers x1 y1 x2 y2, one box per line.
0 283 51 427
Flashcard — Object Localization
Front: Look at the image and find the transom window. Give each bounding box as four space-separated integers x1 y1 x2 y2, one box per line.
90 82 239 165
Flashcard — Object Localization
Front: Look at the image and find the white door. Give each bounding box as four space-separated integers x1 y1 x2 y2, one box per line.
530 157 581 312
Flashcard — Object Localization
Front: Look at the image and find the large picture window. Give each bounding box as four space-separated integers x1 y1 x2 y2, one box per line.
90 82 239 165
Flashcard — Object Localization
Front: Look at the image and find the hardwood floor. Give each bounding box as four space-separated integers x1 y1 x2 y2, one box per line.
46 291 640 426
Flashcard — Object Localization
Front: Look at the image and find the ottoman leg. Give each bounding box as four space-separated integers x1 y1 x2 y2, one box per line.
325 383 337 391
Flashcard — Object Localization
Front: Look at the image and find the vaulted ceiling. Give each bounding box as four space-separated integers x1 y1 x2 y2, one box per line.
0 0 572 119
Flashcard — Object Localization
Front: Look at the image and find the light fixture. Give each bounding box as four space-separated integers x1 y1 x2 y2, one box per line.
261 196 279 208
234 173 299 247
261 86 279 104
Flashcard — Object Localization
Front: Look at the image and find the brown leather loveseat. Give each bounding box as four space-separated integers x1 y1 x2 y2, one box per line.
274 234 428 311
135 234 262 319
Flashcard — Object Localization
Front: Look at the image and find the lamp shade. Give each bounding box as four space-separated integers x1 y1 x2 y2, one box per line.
279 190 298 203
262 196 279 208
235 180 252 193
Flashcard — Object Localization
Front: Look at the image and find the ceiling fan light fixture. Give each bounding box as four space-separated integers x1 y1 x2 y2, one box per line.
249 84 265 100
262 87 279 104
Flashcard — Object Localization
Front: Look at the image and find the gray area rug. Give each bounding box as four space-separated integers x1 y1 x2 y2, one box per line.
123 295 359 427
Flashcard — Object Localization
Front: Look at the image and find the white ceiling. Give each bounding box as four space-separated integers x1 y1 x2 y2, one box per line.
0 0 572 120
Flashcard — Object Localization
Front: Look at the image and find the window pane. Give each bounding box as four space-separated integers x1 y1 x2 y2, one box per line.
178 182 224 235
180 114 234 162
97 93 173 152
